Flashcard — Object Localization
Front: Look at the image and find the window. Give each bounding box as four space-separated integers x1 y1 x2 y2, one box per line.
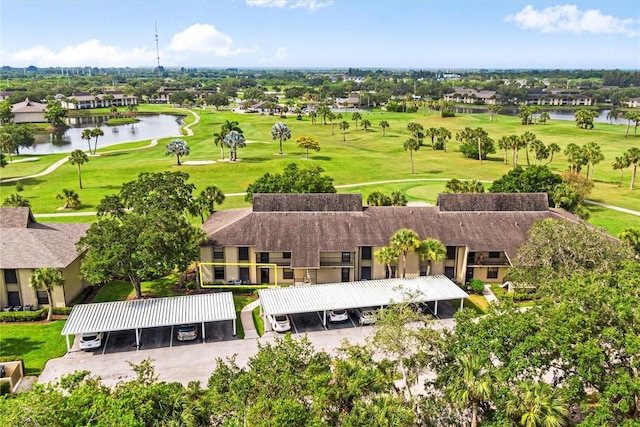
283 269 294 280
7 291 20 306
360 267 371 280
37 291 49 305
361 246 372 260
444 266 455 279
420 265 427 276
259 253 269 263
239 268 250 283
341 268 350 282
213 248 224 260
3 269 18 284
487 267 499 279
283 252 291 259
446 246 456 260
488 252 500 259
238 247 249 261
214 267 225 280
341 252 351 263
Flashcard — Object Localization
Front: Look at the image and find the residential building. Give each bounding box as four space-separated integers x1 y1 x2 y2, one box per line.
624 97 640 108
200 193 575 287
11 98 46 123
525 90 593 106
0 208 90 309
61 91 138 110
444 88 498 105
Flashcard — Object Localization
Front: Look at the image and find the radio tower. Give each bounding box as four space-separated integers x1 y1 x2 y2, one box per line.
154 22 162 72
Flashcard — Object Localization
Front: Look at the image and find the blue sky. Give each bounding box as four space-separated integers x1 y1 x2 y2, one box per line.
1 0 638 69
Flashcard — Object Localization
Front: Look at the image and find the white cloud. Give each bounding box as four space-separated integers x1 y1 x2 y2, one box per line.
246 0 332 11
168 23 257 56
6 39 157 67
259 47 289 64
506 4 638 37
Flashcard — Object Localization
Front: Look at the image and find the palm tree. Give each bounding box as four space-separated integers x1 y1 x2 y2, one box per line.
547 143 561 165
339 121 350 141
417 238 447 275
583 141 604 180
374 246 398 279
606 107 620 124
327 111 336 135
213 131 225 160
90 127 104 155
165 139 190 166
309 111 317 125
497 136 510 165
389 228 421 279
624 111 637 137
379 120 389 136
2 193 30 207
317 103 331 125
30 268 64 321
626 147 640 190
539 111 550 125
56 188 81 209
437 127 451 152
81 129 93 153
271 122 292 154
426 127 438 150
351 112 362 129
403 138 420 174
224 130 246 162
444 354 494 427
68 149 89 189
612 154 631 187
521 131 537 166
529 139 549 164
407 122 424 145
488 104 502 121
507 135 524 167
504 381 569 427
361 119 371 132
199 185 225 219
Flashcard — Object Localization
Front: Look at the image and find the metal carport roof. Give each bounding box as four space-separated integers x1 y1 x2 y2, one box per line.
61 292 236 336
259 275 468 316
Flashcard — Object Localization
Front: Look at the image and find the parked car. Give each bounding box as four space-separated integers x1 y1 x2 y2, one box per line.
329 309 349 323
79 332 103 350
177 324 198 341
353 307 378 325
267 314 291 332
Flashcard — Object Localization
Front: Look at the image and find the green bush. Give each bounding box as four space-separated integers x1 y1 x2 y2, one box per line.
0 356 23 364
53 307 72 315
0 309 46 322
469 278 485 295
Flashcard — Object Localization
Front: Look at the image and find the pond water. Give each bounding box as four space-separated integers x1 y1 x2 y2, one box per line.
24 114 185 155
454 106 619 124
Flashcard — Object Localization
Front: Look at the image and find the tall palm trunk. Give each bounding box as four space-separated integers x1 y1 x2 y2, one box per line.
46 288 54 321
619 169 624 187
477 137 482 164
631 163 638 190
77 164 83 189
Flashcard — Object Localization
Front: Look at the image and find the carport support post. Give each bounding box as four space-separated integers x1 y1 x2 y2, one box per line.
323 311 327 327
201 322 206 344
65 334 70 352
434 301 439 317
232 319 236 336
135 328 140 350
460 298 464 311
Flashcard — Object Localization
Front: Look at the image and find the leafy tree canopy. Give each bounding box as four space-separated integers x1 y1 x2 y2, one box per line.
245 163 336 202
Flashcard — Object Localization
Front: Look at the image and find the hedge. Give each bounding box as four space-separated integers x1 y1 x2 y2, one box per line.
0 309 46 322
53 307 73 315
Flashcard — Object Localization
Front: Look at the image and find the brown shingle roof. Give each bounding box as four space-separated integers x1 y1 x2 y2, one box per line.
203 194 568 268
252 193 362 212
11 98 46 113
0 208 90 269
437 193 549 212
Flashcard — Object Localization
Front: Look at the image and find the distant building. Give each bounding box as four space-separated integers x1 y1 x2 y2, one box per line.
444 88 498 105
624 97 640 108
525 90 593 106
61 91 137 110
11 98 46 123
336 93 361 109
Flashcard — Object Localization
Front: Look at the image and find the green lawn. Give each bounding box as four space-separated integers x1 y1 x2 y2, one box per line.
92 277 184 302
0 320 69 375
1 105 637 235
234 293 258 339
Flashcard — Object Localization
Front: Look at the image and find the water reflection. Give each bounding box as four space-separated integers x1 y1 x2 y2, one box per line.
26 114 184 155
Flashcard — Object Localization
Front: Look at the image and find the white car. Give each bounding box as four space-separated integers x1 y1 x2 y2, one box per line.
79 332 103 350
329 309 349 323
177 325 198 341
268 314 291 332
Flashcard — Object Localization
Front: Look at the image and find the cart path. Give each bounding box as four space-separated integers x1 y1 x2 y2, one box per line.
0 109 199 184
241 300 261 339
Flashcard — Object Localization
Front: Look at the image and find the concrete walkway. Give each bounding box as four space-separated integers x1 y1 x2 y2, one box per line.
241 299 261 339
483 285 499 304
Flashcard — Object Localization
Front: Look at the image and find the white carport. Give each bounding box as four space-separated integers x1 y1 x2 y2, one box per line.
259 275 468 326
61 292 236 351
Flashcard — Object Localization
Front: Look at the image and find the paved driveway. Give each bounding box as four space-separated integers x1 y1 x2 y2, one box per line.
40 318 454 388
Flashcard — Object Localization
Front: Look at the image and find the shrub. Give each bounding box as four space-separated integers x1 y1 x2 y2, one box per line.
469 278 485 294
53 307 73 315
0 309 46 322
0 356 23 364
0 381 10 395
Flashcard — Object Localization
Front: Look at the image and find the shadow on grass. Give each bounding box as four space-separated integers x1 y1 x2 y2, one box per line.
0 336 46 359
311 156 332 161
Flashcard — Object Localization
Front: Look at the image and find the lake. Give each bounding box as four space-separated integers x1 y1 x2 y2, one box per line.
454 106 620 124
24 114 185 155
